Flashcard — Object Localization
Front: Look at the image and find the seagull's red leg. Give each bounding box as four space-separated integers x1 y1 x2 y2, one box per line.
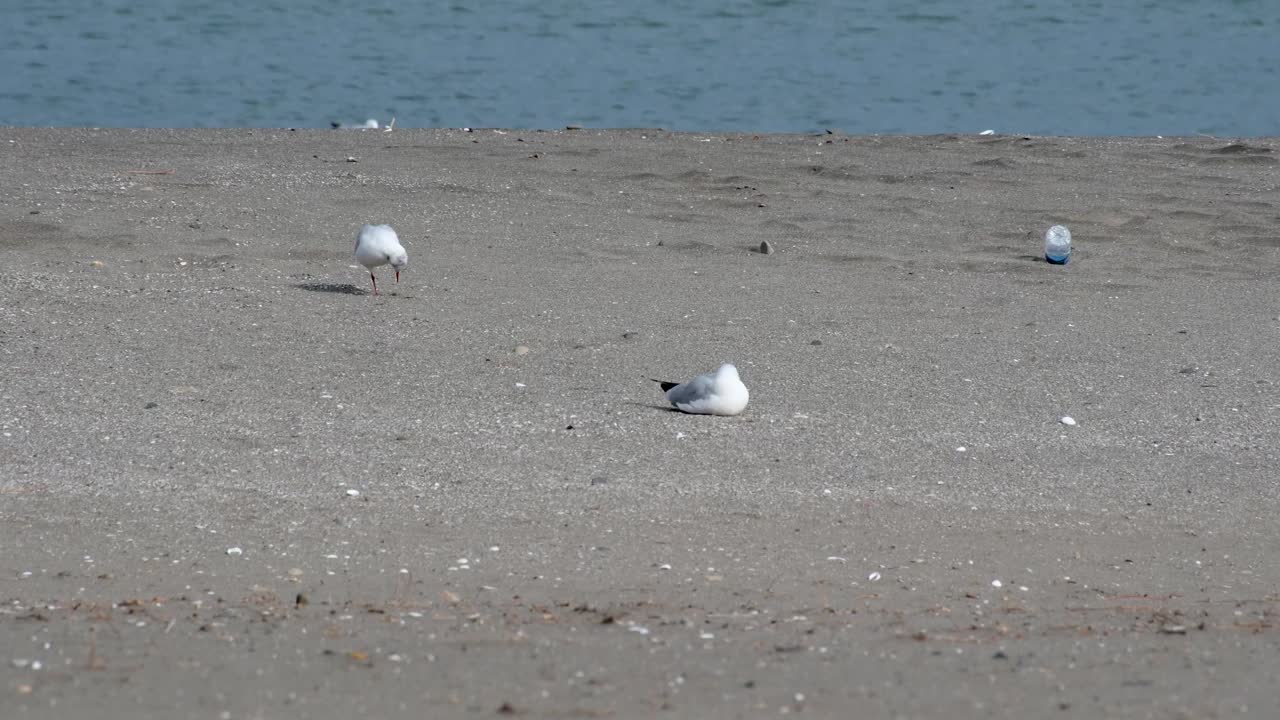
395 270 400 283
370 272 379 296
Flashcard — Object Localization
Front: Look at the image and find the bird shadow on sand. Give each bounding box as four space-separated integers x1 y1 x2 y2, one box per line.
627 402 684 414
296 282 368 295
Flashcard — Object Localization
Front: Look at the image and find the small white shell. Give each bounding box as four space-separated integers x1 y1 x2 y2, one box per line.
1060 416 1077 426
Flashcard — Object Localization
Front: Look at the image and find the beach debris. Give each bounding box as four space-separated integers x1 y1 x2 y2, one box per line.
759 240 775 255
514 345 530 355
868 571 881 582
345 488 360 497
1060 416 1077 426
652 363 750 416
226 547 243 556
90 260 106 268
1044 225 1072 264
992 579 1003 588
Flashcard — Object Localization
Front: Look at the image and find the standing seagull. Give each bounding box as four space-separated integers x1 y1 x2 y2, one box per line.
653 363 750 416
354 224 408 296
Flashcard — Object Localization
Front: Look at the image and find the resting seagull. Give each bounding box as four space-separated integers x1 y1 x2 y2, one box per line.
354 224 408 296
653 363 750 416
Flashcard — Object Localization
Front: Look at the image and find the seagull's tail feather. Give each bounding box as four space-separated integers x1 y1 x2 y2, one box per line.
651 379 680 392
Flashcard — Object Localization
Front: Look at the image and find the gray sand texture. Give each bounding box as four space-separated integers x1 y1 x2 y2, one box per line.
1 129 1278 719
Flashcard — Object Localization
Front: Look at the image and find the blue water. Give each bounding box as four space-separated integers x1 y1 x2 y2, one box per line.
2 1 1277 135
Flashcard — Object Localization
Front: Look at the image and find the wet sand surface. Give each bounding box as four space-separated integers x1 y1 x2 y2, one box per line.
1 128 1278 718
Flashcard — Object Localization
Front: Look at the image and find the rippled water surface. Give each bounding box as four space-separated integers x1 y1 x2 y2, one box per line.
2 1 1277 134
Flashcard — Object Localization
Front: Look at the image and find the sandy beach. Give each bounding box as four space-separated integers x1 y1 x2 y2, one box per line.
1 128 1277 718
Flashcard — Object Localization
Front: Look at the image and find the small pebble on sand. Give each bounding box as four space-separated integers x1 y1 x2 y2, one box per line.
1060 416 1077 426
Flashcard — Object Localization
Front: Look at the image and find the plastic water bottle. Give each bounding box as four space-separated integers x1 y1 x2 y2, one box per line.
1044 225 1071 264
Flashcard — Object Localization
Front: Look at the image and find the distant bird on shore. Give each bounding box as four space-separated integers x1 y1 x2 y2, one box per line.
332 118 379 129
331 117 395 132
354 224 408 296
653 363 750 416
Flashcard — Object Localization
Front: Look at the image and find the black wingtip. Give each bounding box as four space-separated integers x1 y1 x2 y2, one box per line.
652 379 680 392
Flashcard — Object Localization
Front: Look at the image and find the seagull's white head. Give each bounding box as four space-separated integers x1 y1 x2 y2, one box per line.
390 251 408 282
716 363 740 383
